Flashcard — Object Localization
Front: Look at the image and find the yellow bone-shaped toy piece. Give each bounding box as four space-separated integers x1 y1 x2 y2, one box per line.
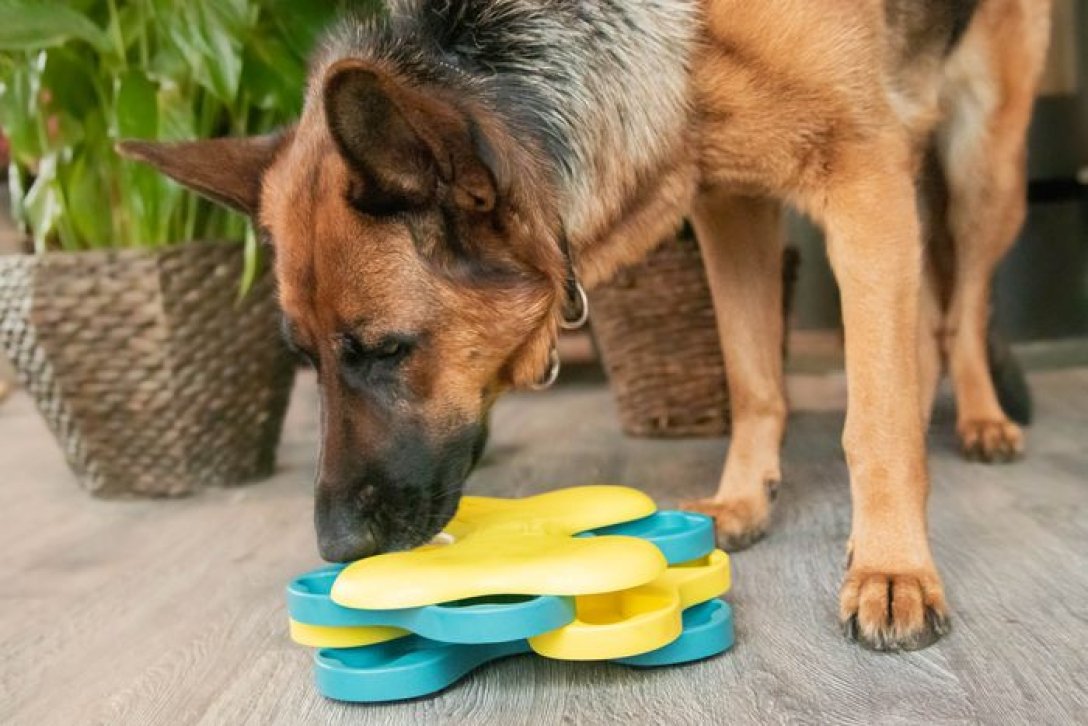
331 486 664 610
528 549 731 660
289 621 407 649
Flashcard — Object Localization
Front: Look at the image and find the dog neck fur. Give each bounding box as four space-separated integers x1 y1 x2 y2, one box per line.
312 0 701 287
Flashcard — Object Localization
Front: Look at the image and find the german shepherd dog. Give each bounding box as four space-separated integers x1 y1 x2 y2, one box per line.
121 0 1052 650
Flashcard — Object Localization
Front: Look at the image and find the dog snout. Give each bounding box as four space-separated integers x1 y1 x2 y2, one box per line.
314 481 382 562
312 417 489 562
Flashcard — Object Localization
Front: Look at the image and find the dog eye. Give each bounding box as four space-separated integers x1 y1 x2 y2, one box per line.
375 340 404 359
339 334 414 368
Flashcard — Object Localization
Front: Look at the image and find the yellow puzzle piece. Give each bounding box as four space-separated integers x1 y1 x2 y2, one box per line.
289 621 408 649
529 549 731 660
331 486 665 610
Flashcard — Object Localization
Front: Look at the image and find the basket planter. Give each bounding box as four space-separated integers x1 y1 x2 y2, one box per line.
588 229 798 438
0 241 296 497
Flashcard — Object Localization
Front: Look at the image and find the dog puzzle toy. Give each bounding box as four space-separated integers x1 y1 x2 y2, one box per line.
287 508 716 647
291 548 728 655
314 600 735 703
286 485 735 702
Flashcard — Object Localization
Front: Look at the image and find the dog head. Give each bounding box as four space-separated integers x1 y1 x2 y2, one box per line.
120 60 564 561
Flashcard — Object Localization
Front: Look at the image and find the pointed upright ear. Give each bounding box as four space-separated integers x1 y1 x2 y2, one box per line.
323 61 497 214
115 134 286 216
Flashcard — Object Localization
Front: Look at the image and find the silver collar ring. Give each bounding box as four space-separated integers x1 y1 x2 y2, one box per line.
559 281 589 331
530 347 561 391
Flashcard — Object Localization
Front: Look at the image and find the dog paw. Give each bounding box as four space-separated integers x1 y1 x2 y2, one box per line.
840 568 950 651
958 418 1023 463
680 488 775 552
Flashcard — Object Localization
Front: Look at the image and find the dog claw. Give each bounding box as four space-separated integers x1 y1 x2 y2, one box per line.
679 493 773 552
845 607 950 652
958 419 1024 463
926 607 953 638
842 614 859 642
840 570 950 652
717 525 768 552
765 478 781 502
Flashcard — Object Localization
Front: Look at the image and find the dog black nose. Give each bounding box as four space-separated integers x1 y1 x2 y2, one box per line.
314 484 381 562
317 523 379 563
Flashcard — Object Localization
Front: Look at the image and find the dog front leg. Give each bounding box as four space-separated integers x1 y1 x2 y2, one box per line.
680 191 786 551
818 141 950 650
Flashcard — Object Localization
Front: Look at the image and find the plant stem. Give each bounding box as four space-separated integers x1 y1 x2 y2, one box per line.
106 0 128 70
183 184 198 242
27 52 57 252
136 0 150 68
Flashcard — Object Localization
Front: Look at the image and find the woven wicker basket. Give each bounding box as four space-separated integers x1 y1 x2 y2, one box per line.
588 229 798 438
0 242 296 497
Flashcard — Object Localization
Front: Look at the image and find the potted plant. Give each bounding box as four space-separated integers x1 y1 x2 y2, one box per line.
0 0 368 496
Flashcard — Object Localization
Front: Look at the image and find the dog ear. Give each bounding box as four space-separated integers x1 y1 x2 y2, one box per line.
116 134 285 216
322 61 497 214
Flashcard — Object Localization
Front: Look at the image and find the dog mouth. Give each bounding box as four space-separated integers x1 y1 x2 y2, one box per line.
368 421 489 553
368 475 465 554
317 473 466 561
315 414 491 562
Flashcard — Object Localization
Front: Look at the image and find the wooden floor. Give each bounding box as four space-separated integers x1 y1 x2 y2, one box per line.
1 365 1086 726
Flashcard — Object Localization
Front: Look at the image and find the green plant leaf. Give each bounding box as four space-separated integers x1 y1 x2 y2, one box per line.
115 69 158 139
239 223 259 299
148 44 188 84
63 151 112 246
40 46 102 121
7 160 29 238
0 57 41 165
204 0 251 38
157 82 196 141
113 69 166 246
190 1 246 105
118 162 167 246
0 0 111 51
241 34 304 114
22 152 63 251
160 6 215 100
47 111 86 152
263 0 341 59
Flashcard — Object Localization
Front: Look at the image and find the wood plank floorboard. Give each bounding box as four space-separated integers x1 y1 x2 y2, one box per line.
0 367 1084 725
